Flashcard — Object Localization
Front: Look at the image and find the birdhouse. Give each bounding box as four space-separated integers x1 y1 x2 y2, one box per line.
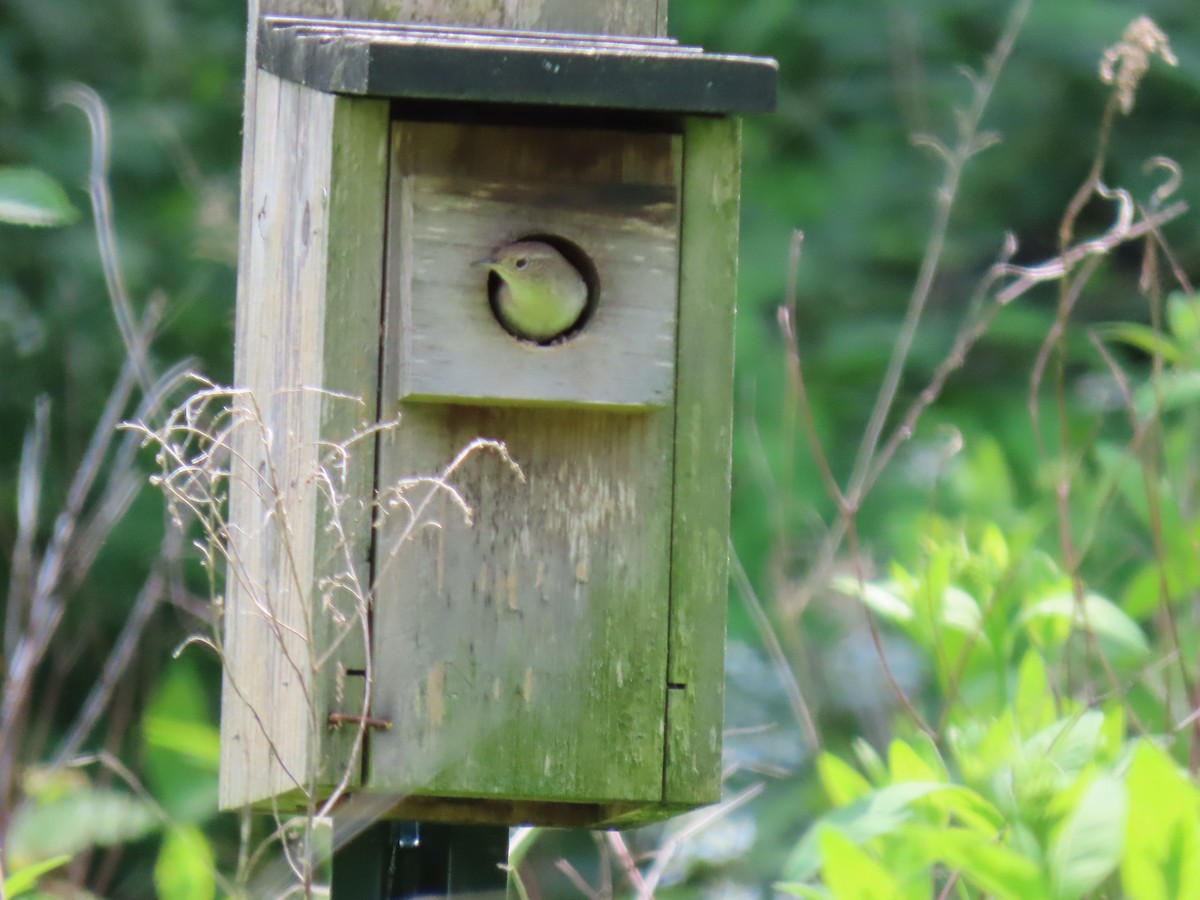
219 16 776 826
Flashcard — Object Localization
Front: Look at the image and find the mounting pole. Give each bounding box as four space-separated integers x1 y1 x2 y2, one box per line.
332 821 509 898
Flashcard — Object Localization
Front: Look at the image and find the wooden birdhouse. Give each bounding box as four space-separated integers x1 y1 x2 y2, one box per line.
219 15 776 827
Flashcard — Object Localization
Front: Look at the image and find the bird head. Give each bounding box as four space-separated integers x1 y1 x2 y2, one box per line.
475 241 577 286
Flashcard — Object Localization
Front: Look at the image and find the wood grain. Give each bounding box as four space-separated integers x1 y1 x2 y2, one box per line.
344 0 666 38
391 121 680 409
219 74 388 809
662 116 740 806
369 404 674 802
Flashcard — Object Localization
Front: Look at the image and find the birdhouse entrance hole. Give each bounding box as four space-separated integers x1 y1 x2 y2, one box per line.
484 233 600 345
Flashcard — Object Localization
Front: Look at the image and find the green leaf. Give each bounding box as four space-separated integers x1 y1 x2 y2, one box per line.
852 738 889 786
941 586 983 635
6 787 161 867
905 827 1047 900
3 854 71 897
1121 520 1200 620
888 738 944 784
1122 741 1200 900
834 576 913 623
951 711 1020 785
817 752 872 806
1023 711 1106 775
1095 322 1180 364
1050 774 1126 900
1166 292 1200 349
1014 651 1055 735
785 783 992 880
921 785 1006 834
0 167 79 227
949 435 1015 517
1134 370 1200 420
154 825 216 900
1020 592 1150 659
1099 705 1125 766
819 828 903 898
835 576 980 636
979 522 1010 573
917 543 954 627
143 659 219 821
142 718 221 766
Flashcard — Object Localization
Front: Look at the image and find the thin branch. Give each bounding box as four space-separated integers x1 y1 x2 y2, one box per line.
846 0 1031 504
53 84 151 390
4 396 50 659
730 548 821 750
51 526 179 765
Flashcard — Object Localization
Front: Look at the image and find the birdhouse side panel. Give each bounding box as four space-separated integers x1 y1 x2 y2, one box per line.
220 75 388 810
663 117 741 806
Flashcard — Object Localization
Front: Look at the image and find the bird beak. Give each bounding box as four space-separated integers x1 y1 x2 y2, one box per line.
472 255 496 269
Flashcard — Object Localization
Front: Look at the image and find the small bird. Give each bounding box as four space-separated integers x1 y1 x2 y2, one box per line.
475 240 588 343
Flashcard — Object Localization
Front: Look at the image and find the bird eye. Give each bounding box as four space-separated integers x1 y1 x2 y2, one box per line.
514 257 529 270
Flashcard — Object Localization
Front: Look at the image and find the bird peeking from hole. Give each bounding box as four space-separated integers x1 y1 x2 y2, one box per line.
475 240 588 343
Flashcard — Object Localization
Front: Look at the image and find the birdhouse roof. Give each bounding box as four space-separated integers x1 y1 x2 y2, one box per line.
258 16 777 116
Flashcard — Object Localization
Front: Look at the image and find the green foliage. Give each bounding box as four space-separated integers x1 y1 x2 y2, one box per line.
2 854 71 898
774 277 1200 896
2 0 1199 895
142 657 221 823
3 665 222 896
0 167 78 227
718 0 1200 590
154 825 217 900
6 782 161 867
779 725 1174 898
1123 742 1200 899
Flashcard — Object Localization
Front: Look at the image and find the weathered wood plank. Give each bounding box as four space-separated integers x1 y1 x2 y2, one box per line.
342 0 667 38
369 404 675 802
219 74 388 809
222 72 310 810
391 121 680 409
370 120 680 807
311 95 390 789
662 116 740 806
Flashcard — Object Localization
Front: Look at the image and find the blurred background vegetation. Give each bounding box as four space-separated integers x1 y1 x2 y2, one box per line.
1 0 1198 895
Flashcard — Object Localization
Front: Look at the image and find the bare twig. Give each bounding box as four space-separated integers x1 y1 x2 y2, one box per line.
51 526 181 766
636 782 765 898
53 84 151 390
0 298 165 829
847 0 1030 503
730 548 821 750
785 0 1032 615
556 859 603 900
4 396 50 659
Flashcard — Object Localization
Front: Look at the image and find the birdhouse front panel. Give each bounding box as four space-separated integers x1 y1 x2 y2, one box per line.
370 405 675 804
367 112 681 803
392 120 680 410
